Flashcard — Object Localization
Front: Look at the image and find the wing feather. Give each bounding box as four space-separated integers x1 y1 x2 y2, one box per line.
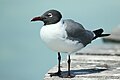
63 19 94 46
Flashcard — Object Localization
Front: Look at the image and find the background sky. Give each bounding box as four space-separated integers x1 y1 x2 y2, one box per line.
0 0 120 80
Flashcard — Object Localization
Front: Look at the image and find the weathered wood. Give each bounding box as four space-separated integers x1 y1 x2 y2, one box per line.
44 45 120 80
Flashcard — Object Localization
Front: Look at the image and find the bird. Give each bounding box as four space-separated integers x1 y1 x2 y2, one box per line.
31 9 110 78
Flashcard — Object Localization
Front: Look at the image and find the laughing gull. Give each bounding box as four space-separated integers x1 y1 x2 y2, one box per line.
31 9 110 78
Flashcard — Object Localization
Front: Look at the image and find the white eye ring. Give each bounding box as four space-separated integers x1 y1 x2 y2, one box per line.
48 13 53 17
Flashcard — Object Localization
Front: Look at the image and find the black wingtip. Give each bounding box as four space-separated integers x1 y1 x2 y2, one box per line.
100 34 111 37
92 28 111 40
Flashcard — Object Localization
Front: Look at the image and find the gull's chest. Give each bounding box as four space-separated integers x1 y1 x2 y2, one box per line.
40 24 66 44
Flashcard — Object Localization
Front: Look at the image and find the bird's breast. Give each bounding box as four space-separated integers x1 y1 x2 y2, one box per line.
40 24 65 43
40 22 68 51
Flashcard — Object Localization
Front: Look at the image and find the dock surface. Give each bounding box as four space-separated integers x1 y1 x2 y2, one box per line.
44 45 120 80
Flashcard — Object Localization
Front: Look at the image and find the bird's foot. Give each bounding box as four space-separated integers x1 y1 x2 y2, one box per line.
48 71 61 77
60 73 75 78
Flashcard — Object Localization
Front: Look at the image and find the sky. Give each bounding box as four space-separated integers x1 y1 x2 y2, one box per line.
0 0 120 80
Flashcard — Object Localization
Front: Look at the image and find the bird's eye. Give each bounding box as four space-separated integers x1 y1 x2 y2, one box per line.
47 13 53 17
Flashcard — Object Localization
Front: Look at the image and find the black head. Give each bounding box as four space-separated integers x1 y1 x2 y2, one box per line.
31 9 62 25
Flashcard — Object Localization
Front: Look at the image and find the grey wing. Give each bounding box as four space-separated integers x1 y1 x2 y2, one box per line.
63 19 94 46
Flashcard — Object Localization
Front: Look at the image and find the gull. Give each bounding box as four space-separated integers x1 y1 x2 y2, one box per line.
31 9 110 78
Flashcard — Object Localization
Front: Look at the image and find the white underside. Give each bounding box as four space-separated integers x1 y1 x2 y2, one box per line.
40 20 84 54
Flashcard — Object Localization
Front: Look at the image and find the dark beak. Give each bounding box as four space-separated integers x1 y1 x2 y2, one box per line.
31 16 45 22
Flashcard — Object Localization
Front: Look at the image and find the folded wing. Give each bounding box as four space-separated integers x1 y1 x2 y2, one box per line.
64 19 94 46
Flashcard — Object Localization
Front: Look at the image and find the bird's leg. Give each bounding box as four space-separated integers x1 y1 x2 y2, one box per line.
62 55 75 78
49 52 61 77
68 55 71 76
58 52 62 73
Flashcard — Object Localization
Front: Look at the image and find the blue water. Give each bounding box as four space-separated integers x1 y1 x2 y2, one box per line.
1 0 120 80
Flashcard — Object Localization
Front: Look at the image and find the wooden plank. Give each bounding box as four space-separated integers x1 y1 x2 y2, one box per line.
44 46 120 80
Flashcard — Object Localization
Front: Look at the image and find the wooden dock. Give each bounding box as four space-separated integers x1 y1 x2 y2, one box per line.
44 45 120 80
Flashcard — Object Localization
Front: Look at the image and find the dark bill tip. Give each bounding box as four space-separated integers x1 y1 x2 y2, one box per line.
31 16 43 22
